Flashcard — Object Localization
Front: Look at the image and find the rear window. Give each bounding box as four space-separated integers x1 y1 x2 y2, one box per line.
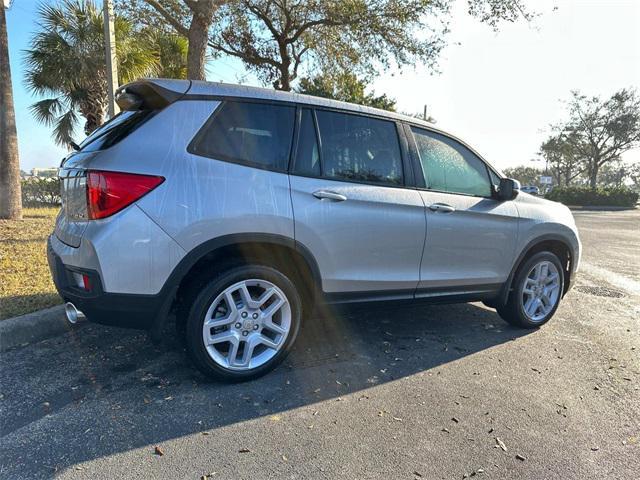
79 110 155 152
189 101 296 170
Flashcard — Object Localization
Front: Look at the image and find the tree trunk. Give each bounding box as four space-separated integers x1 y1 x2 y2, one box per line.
186 12 212 80
274 40 291 91
589 161 599 189
275 69 291 91
0 6 22 220
81 90 106 135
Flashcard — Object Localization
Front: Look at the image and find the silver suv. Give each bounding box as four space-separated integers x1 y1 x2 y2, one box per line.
48 79 581 381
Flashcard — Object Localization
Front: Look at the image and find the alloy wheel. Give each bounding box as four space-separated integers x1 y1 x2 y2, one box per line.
520 260 561 323
201 279 291 371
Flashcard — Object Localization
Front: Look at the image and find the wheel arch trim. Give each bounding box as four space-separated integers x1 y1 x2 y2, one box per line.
497 233 578 307
149 233 321 336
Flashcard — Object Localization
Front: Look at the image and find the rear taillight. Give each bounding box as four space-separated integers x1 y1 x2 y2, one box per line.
86 170 164 220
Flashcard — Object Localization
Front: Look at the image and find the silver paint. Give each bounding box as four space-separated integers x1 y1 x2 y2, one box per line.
50 79 581 300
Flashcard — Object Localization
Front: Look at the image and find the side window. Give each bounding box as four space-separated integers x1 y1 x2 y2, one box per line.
316 110 403 186
293 109 321 176
190 101 295 170
411 127 492 197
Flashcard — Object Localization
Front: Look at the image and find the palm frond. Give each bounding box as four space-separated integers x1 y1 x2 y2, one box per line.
29 98 65 126
52 109 80 147
24 0 176 144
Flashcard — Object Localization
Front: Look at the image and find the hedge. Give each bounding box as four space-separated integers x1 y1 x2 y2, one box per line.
545 186 638 207
21 177 61 207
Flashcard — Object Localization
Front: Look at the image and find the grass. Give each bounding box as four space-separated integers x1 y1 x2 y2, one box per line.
0 207 61 320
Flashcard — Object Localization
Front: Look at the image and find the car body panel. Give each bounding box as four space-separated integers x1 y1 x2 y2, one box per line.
513 193 581 272
418 191 519 288
290 176 426 292
50 204 185 295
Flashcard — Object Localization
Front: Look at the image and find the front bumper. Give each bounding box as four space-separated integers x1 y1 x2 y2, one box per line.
47 236 164 329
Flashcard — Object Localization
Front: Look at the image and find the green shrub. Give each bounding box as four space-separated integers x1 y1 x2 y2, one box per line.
21 177 61 207
545 186 638 207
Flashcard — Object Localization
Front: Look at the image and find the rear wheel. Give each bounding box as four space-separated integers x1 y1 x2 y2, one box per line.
497 251 564 329
184 265 301 381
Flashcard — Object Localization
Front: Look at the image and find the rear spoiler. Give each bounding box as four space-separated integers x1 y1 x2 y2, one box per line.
115 79 192 111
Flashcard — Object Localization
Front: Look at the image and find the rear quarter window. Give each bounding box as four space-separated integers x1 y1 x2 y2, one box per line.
189 101 296 171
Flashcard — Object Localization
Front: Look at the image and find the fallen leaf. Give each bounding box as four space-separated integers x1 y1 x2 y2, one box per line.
496 437 507 452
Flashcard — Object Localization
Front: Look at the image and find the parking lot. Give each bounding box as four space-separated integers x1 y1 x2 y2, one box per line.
1 209 638 479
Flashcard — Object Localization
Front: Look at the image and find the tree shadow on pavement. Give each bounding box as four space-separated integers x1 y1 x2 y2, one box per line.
0 301 530 478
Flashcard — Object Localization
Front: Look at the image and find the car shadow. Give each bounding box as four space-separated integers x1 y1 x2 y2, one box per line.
0 301 531 477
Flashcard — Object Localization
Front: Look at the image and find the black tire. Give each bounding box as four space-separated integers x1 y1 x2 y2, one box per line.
184 264 302 382
497 251 565 329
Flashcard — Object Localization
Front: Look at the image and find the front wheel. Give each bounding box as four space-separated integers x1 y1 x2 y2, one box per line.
184 265 302 382
497 251 564 329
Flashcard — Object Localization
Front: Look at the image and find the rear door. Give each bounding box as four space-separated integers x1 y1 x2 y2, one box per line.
407 126 519 291
290 108 425 295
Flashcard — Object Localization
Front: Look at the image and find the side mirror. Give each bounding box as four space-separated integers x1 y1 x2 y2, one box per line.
497 178 520 201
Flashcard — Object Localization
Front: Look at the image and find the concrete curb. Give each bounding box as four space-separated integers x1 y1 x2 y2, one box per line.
0 305 82 352
569 205 638 211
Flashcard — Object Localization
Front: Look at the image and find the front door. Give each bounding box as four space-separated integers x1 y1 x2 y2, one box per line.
408 126 519 291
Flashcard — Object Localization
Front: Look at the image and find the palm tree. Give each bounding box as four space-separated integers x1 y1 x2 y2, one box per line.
23 0 186 147
0 2 22 219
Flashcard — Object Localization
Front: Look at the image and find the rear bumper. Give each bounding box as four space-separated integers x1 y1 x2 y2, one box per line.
47 236 163 329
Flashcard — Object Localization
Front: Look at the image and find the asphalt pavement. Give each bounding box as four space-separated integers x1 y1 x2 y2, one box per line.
0 209 638 479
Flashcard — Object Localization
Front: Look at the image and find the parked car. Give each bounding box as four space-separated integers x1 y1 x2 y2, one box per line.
48 79 581 381
521 185 541 195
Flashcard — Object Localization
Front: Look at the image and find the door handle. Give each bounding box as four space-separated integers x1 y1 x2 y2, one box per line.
429 203 455 213
313 190 347 202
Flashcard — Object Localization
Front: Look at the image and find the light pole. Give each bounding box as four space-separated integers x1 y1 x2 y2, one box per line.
103 0 119 118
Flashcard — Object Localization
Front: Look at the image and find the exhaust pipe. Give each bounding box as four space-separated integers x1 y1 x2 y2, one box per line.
65 302 86 324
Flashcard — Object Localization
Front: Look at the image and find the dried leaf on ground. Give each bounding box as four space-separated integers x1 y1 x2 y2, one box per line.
495 437 507 452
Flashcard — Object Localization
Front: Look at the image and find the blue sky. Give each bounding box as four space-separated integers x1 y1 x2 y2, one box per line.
5 0 640 173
